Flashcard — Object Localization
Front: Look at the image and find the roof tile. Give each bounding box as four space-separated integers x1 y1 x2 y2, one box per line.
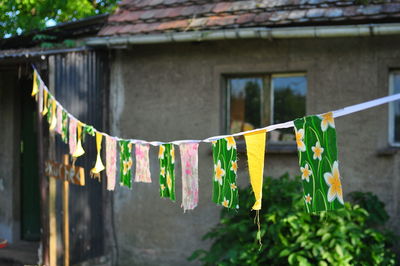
98 0 400 37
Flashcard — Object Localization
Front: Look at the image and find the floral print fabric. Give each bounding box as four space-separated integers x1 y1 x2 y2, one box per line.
179 143 199 211
61 110 69 143
135 144 152 183
119 140 133 189
212 137 239 209
56 106 63 135
294 112 344 213
106 136 117 191
68 118 77 155
159 144 175 201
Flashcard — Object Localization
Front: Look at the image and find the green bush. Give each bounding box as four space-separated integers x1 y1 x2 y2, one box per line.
189 174 397 265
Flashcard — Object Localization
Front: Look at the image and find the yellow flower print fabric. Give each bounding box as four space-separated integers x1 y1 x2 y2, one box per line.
159 144 175 201
119 140 133 189
212 137 239 209
294 112 344 213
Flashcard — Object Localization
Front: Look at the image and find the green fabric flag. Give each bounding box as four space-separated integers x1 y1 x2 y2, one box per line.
212 137 239 209
61 110 69 143
294 112 344 213
159 144 175 201
119 140 133 189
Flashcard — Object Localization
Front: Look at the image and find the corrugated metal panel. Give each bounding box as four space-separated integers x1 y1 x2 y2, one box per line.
52 50 108 264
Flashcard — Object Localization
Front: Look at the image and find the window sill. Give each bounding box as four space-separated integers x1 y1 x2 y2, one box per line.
236 141 298 155
376 146 399 157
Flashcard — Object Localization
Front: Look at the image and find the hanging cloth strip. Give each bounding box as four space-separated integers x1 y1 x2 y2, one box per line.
56 105 63 135
212 137 239 209
119 140 133 189
159 144 176 201
91 132 105 181
135 143 152 183
180 143 199 211
72 123 85 158
244 130 266 211
294 112 344 213
61 110 69 143
49 100 57 131
106 136 117 191
68 118 77 156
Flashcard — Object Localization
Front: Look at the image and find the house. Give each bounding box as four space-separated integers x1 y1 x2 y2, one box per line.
1 0 400 265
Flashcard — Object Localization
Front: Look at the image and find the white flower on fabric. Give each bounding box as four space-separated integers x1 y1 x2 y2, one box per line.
319 112 335 132
311 141 324 160
300 163 312 182
295 128 306 152
324 161 344 204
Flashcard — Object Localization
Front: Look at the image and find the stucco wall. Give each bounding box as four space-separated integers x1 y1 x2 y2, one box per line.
110 36 400 265
0 71 19 243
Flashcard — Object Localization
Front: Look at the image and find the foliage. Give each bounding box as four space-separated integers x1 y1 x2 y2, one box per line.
189 174 397 265
0 0 118 37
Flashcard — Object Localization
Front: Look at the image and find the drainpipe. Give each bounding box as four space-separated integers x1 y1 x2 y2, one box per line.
86 23 400 47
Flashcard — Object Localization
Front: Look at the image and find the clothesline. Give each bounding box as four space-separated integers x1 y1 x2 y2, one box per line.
33 65 400 146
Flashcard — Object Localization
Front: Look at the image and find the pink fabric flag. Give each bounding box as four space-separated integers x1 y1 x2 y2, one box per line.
68 118 77 155
134 143 152 183
56 106 63 135
179 143 199 211
106 136 117 190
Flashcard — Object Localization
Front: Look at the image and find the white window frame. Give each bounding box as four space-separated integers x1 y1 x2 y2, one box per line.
388 71 400 146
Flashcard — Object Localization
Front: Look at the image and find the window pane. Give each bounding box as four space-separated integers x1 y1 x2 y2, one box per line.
392 73 400 143
271 75 307 142
228 78 262 134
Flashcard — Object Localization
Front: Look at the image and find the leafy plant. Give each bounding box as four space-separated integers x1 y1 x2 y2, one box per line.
189 174 397 265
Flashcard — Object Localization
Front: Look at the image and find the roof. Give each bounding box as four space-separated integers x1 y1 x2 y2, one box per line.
1 14 107 50
98 0 400 37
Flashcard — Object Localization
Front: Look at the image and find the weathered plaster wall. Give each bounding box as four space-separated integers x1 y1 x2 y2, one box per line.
0 71 19 243
110 36 400 265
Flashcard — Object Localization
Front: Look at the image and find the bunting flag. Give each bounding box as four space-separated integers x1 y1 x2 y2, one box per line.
68 118 77 155
73 123 85 158
49 100 57 131
244 130 266 211
212 137 239 209
56 106 63 135
119 140 133 189
38 81 43 114
42 89 48 116
61 110 69 143
106 136 117 191
294 112 344 213
180 143 199 211
90 132 105 181
159 144 175 201
135 143 151 183
32 70 39 97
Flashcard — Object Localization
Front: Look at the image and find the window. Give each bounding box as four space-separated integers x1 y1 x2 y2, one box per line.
227 73 307 143
389 71 400 145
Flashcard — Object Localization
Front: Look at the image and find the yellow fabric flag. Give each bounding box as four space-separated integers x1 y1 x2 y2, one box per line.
244 130 267 210
72 123 85 158
49 100 57 131
31 71 39 97
42 89 48 116
91 132 105 181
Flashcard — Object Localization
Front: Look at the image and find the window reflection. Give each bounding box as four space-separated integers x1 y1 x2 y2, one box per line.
392 74 400 143
229 78 262 134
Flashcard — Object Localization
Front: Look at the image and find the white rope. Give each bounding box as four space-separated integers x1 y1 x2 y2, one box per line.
35 69 400 146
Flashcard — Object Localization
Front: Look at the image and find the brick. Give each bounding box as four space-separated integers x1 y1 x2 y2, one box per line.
254 12 272 23
141 10 156 20
358 5 383 15
343 6 358 16
382 3 400 13
269 11 289 21
213 2 232 13
206 15 237 26
188 18 208 28
288 10 306 20
165 7 184 17
157 19 189 31
181 5 200 16
236 13 256 24
325 8 343 17
230 1 257 12
306 8 325 18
